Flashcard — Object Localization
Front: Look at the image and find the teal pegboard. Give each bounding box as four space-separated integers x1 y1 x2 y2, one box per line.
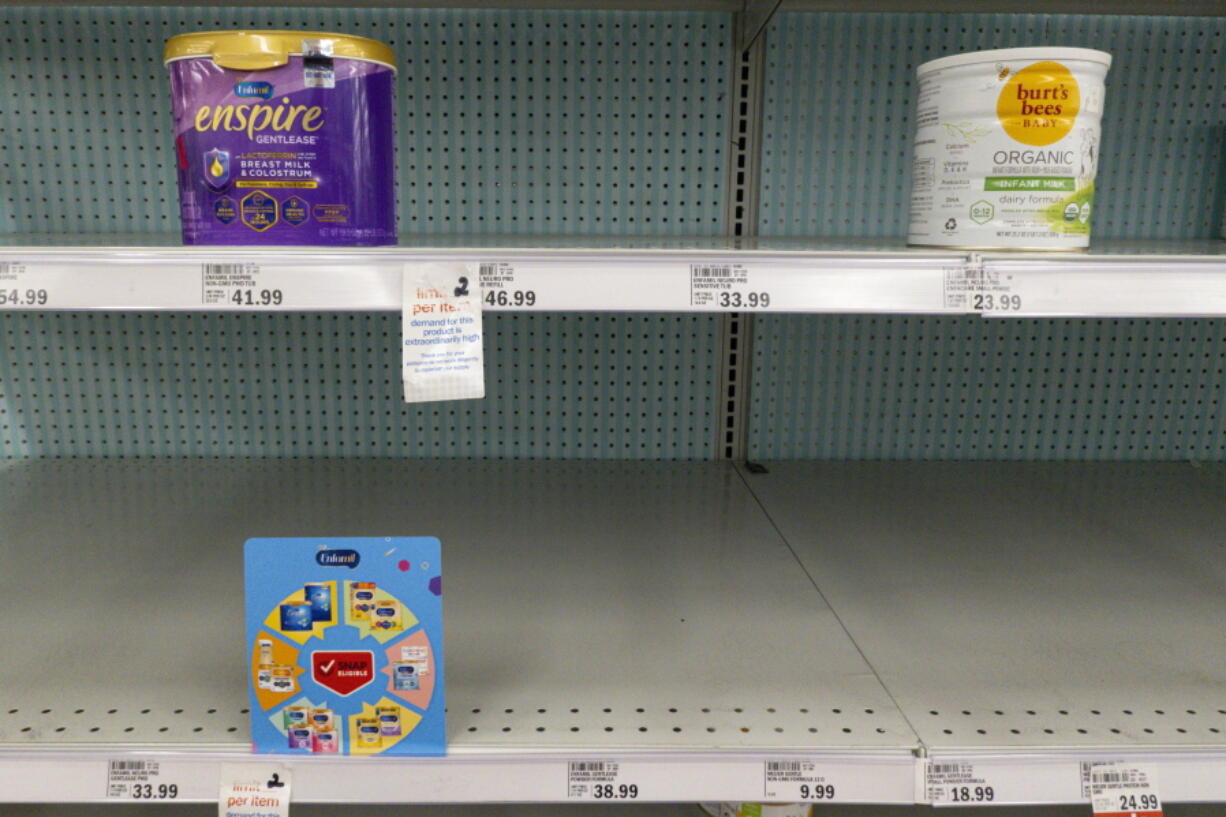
759 12 1226 239
0 312 719 459
0 7 729 236
748 315 1226 461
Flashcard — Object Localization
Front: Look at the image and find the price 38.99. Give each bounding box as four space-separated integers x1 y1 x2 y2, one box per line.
592 784 638 799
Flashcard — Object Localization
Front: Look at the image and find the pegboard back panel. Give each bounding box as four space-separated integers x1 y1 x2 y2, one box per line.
759 12 1226 239
748 316 1226 460
0 312 718 459
0 6 729 236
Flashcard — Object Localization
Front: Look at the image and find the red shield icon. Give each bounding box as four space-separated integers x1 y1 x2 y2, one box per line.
311 650 375 696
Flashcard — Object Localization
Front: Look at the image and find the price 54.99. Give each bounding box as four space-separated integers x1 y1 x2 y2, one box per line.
0 288 49 306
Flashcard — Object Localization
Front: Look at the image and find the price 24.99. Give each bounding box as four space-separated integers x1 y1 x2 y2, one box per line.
1119 793 1159 811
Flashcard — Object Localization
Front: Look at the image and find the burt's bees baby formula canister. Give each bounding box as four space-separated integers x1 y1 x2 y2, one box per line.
908 47 1111 249
164 30 397 245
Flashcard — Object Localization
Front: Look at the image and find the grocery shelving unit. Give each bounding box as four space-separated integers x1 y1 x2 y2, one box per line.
1 0 1224 810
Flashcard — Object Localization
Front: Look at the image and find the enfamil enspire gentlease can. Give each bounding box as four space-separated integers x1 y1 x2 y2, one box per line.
164 30 397 245
908 47 1111 249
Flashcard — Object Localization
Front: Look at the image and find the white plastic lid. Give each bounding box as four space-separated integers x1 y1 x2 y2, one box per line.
917 47 1112 75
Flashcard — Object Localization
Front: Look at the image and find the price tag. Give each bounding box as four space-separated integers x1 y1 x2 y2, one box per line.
0 260 53 308
477 261 538 309
926 761 997 805
105 759 180 800
943 260 1023 314
1083 762 1162 817
567 761 641 800
763 759 837 801
201 262 285 307
219 762 291 817
690 263 772 309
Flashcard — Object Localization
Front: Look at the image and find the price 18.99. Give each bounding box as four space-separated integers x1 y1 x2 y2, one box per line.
950 785 994 803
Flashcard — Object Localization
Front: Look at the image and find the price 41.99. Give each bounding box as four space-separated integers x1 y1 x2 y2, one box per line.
230 289 283 307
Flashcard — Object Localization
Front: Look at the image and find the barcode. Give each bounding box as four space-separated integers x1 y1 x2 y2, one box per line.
202 263 245 277
1092 771 1125 783
0 262 10 275
479 263 498 277
929 763 964 775
767 761 803 773
691 265 736 279
570 762 607 773
110 760 147 772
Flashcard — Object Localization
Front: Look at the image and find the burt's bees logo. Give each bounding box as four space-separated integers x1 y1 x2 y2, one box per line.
193 96 324 139
996 61 1080 146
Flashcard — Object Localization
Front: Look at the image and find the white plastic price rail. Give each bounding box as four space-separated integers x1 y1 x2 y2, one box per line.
0 249 959 313
0 750 917 804
966 255 1226 317
923 753 1226 806
3 248 1224 315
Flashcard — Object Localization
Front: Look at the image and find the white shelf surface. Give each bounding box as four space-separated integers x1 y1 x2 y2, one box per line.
0 459 917 804
740 461 1226 804
1 235 1223 315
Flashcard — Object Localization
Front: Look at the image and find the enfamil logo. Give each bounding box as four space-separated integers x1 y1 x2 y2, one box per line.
996 61 1080 146
234 81 274 99
316 547 361 569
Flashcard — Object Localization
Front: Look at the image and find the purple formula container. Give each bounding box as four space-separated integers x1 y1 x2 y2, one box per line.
164 31 396 246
